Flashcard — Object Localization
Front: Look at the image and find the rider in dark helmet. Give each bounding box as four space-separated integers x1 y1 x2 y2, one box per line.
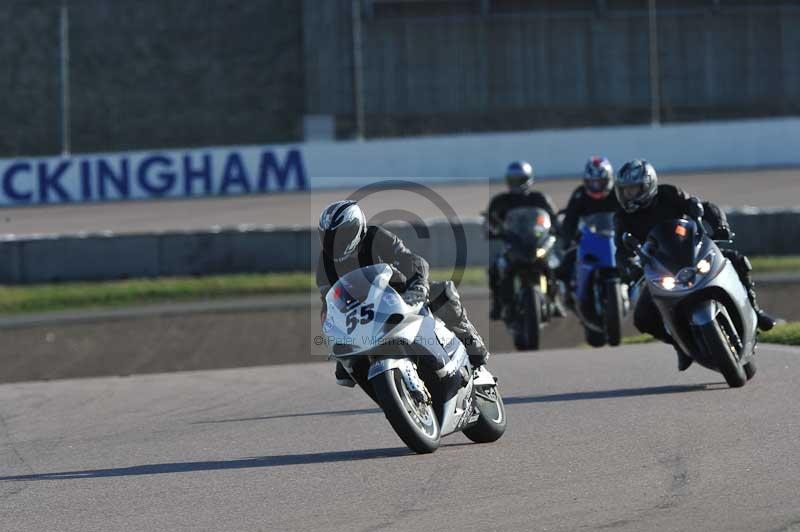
613 160 776 371
485 161 559 320
556 157 621 304
317 200 491 387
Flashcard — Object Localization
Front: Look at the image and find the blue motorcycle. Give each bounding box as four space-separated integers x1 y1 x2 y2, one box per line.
570 213 628 347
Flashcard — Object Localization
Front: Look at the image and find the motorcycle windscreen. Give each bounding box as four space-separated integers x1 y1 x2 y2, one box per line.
644 219 700 274
578 212 615 236
329 264 392 313
503 207 552 250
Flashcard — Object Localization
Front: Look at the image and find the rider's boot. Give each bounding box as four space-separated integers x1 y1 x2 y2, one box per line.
449 306 490 368
731 253 776 331
489 294 503 321
430 281 491 367
552 294 567 318
559 281 575 311
334 361 355 387
748 287 776 332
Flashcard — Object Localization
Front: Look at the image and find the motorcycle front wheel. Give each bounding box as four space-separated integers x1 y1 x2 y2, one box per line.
373 368 441 454
514 286 542 351
605 279 624 347
699 320 746 388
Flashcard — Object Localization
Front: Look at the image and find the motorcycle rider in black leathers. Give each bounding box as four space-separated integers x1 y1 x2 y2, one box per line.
614 160 776 371
317 200 491 387
556 157 621 307
485 161 559 320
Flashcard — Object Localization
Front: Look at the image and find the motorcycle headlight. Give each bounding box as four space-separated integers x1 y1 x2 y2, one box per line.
535 248 547 259
655 252 715 291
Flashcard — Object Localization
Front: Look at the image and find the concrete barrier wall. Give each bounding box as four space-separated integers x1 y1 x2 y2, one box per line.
1 209 798 284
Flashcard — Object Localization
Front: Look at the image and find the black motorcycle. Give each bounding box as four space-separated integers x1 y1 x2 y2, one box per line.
494 206 561 351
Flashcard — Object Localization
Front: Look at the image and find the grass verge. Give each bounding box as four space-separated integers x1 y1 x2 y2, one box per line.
0 255 795 317
0 267 486 316
621 323 800 347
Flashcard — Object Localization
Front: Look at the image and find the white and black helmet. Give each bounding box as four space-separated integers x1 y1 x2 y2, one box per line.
615 159 658 213
318 200 367 262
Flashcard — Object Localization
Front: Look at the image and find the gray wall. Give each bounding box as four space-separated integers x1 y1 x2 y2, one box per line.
0 1 61 156
305 1 800 137
3 1 800 155
0 0 304 157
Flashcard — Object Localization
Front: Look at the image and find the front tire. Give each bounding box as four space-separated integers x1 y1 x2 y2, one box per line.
699 320 746 388
605 279 624 347
514 286 542 351
373 368 441 453
744 359 757 381
463 386 506 444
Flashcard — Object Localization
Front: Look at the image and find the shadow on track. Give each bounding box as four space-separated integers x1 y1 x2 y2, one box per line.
504 383 725 405
192 407 382 425
0 446 417 482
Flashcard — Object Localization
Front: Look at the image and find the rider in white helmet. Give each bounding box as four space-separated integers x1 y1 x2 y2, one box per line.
317 200 491 386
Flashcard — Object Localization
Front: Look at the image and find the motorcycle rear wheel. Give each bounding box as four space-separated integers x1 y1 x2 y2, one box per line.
373 368 441 454
463 385 506 444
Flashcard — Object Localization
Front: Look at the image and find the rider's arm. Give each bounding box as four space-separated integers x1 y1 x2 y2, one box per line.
671 186 731 239
485 195 505 237
541 192 559 221
374 227 430 290
701 201 731 239
315 254 332 320
613 212 640 283
559 189 582 247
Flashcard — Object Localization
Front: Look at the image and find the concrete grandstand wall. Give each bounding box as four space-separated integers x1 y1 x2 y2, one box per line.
0 209 798 284
304 117 800 187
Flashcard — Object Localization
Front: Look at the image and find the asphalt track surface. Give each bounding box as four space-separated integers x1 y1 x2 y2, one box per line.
2 344 799 532
0 168 797 236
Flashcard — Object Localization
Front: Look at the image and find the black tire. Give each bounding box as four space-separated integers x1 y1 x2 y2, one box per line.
605 279 624 347
585 327 606 347
372 368 440 454
463 386 506 444
744 359 757 381
513 286 542 351
699 320 746 388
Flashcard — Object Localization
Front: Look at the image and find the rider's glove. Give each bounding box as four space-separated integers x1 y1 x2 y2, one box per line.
687 198 704 220
402 283 429 305
622 258 643 284
714 225 732 240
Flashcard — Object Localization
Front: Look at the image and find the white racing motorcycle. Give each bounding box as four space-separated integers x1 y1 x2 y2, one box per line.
323 264 506 454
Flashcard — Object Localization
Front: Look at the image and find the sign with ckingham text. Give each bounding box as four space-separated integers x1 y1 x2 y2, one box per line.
0 145 308 206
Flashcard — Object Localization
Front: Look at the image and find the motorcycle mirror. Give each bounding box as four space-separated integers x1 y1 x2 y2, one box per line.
622 232 641 251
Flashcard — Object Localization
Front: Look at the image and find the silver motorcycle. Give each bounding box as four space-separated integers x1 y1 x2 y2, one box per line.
322 264 506 453
623 214 757 388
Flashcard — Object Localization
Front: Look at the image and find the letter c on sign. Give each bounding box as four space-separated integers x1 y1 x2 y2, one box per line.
2 162 33 203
